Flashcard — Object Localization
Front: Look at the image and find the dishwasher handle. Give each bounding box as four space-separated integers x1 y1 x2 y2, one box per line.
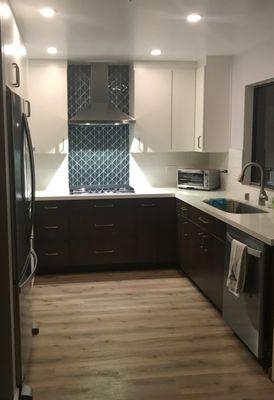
226 233 262 259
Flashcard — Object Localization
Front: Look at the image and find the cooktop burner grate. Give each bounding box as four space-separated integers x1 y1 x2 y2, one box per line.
70 185 135 195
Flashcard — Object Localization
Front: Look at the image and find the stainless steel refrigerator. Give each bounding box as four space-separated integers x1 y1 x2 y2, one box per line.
6 87 37 399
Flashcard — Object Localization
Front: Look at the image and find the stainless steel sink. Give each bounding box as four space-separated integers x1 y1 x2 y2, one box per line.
203 198 268 214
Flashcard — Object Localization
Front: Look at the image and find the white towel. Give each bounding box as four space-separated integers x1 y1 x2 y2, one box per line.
226 239 247 297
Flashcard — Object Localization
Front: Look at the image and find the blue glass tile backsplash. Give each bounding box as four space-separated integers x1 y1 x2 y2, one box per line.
68 65 130 187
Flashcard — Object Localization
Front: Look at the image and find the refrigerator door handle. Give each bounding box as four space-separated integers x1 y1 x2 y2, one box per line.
19 250 38 289
22 113 35 237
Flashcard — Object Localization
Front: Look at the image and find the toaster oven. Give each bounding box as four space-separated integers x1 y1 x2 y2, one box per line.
177 169 220 190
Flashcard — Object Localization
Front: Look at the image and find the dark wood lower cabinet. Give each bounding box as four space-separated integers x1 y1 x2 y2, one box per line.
137 198 177 264
177 199 226 311
35 197 177 273
137 200 158 264
36 240 69 268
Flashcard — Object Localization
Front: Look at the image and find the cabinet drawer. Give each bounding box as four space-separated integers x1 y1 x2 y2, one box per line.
70 239 117 265
37 241 69 268
36 201 68 216
70 238 137 265
36 215 69 240
69 199 136 239
189 206 226 241
70 214 116 239
69 198 136 214
70 216 136 239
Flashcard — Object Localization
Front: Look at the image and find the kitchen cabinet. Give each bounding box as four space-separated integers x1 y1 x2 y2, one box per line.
132 67 172 152
195 56 232 152
176 202 191 274
137 200 158 263
158 199 178 263
69 199 138 266
28 60 68 154
35 201 70 271
137 198 177 264
131 64 196 153
176 199 226 310
35 197 177 273
172 69 196 151
1 0 29 99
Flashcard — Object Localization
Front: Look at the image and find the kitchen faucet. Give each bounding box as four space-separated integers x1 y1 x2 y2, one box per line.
238 162 268 206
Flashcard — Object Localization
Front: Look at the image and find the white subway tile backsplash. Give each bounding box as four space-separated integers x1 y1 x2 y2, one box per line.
130 152 210 188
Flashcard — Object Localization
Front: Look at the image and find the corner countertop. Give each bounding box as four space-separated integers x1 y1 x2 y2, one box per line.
36 187 274 246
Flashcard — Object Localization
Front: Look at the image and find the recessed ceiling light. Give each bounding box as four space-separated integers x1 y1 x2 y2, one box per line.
151 49 162 56
187 14 202 23
46 47 58 55
39 7 56 17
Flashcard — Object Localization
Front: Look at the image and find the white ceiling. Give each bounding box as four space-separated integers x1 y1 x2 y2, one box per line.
10 0 274 61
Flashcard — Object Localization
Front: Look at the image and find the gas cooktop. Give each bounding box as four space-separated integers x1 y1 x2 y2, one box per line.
70 185 135 195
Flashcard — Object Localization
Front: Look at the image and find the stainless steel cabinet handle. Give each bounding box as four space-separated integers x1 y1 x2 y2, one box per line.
94 204 114 208
11 63 20 87
44 206 58 210
198 216 210 224
141 203 156 207
45 226 59 230
45 252 59 256
94 250 114 255
94 224 114 228
198 136 202 149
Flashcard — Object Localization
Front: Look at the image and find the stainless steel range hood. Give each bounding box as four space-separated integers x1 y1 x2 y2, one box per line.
69 63 135 126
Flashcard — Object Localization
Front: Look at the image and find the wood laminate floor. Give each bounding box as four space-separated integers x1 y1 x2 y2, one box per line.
28 269 274 400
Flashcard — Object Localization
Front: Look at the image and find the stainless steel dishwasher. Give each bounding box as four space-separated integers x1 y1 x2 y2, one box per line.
223 226 267 358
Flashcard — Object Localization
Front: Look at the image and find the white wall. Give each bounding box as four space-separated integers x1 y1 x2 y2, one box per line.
231 38 274 151
224 38 274 200
28 59 69 192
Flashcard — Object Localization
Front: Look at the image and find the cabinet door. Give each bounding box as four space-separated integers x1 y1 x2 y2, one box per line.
203 57 231 152
158 199 177 264
28 60 68 154
2 1 28 98
188 223 225 311
172 69 195 151
201 234 225 310
180 218 192 274
194 57 231 153
133 68 172 152
194 66 205 152
137 200 159 263
188 221 206 283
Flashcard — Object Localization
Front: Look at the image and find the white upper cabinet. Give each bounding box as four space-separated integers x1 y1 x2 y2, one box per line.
172 69 195 151
131 63 196 153
132 67 172 152
1 0 29 99
28 60 68 154
195 56 232 152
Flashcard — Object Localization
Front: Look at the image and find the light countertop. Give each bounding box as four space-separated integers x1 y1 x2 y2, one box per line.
36 187 274 246
36 187 174 201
